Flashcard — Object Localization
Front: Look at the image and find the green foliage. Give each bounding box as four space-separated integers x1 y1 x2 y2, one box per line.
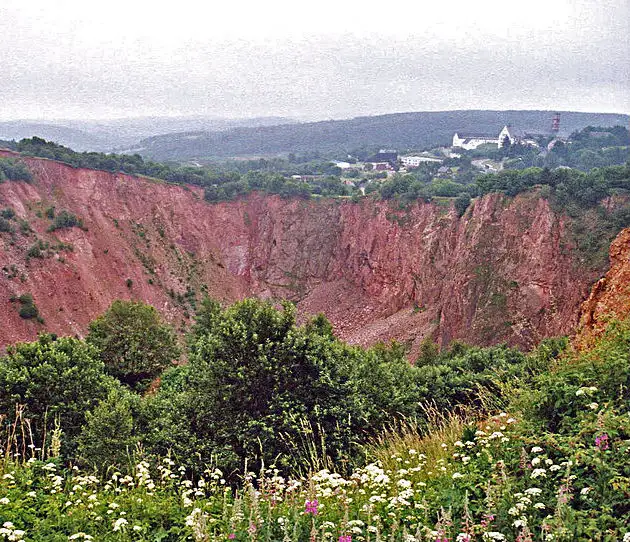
0 306 629 539
0 216 14 233
15 137 356 203
0 157 32 182
0 334 111 454
151 300 364 473
454 192 472 217
147 300 534 478
87 300 180 392
77 387 143 469
47 209 85 232
0 207 16 219
26 239 46 259
12 292 41 320
0 321 627 540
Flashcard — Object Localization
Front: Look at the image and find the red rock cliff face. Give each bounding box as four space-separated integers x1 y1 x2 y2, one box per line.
0 153 602 354
574 227 630 348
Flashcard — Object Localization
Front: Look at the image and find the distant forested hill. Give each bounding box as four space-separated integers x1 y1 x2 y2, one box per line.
0 116 293 152
131 110 629 160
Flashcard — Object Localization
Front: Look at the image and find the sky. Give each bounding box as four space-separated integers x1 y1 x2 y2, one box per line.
0 0 628 121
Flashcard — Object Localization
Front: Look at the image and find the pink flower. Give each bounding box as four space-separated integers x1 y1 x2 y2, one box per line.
339 536 352 542
305 499 319 515
228 535 235 540
595 433 609 450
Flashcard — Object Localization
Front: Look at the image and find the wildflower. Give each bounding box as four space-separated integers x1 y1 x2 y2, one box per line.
534 502 545 509
0 498 9 505
457 535 471 542
588 402 599 410
580 487 591 495
595 433 609 451
483 533 506 541
513 519 527 528
112 518 128 532
531 446 543 454
452 472 463 479
339 536 352 542
228 534 235 540
531 469 547 479
305 499 319 515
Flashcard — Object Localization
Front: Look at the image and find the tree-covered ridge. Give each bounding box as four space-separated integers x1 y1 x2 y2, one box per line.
11 137 355 199
131 110 628 160
0 300 628 540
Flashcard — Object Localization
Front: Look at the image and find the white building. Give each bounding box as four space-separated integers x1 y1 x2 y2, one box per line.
453 125 539 150
400 155 443 167
452 132 500 150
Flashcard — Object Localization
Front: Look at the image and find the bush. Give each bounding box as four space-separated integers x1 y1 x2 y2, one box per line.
150 300 367 474
454 192 472 217
0 334 112 456
0 158 32 182
14 293 40 320
47 210 85 232
0 207 15 219
26 239 47 259
77 387 143 469
0 216 14 233
87 300 180 392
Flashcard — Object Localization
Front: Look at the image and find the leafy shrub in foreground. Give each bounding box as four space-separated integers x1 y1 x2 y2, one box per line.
0 334 113 456
87 300 180 392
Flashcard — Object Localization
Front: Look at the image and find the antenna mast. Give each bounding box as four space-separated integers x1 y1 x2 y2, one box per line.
551 112 560 133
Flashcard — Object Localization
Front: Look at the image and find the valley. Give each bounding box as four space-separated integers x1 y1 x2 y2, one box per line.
0 152 607 355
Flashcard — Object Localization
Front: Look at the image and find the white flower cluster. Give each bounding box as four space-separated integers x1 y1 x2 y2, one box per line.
0 522 25 541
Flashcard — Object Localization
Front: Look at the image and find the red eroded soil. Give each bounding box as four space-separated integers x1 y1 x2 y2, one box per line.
0 152 603 355
575 227 630 348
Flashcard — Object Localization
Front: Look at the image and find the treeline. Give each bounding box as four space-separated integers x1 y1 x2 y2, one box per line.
374 163 630 207
13 137 355 201
0 297 561 479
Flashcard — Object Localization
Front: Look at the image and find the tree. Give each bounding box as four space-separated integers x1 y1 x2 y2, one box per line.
87 300 180 392
454 192 472 217
152 300 364 475
0 334 111 455
77 387 142 469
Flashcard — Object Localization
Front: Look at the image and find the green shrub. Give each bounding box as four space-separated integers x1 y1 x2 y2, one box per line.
0 207 15 219
0 334 112 455
26 239 47 259
14 292 40 320
87 300 180 392
0 158 32 182
0 216 14 233
47 210 85 232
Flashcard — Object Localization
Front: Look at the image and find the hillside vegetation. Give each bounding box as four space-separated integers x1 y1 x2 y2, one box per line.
0 297 628 541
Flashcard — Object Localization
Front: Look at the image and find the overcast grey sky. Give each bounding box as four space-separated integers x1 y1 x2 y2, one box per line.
0 0 628 121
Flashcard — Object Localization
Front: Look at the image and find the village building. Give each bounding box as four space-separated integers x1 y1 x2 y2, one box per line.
452 125 539 150
400 155 443 167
